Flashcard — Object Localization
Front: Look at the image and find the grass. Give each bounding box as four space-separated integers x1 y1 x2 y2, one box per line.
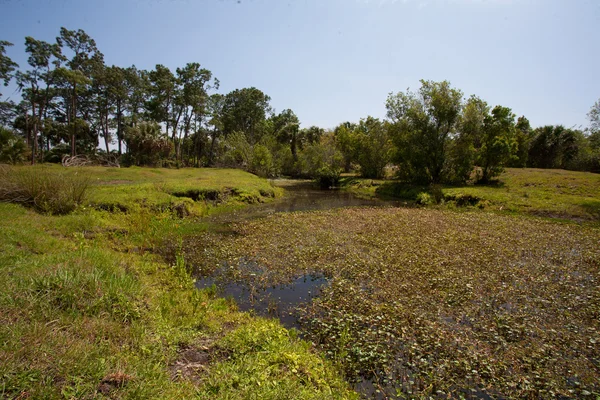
343 168 600 222
0 165 90 214
186 207 600 398
0 166 355 399
86 165 283 215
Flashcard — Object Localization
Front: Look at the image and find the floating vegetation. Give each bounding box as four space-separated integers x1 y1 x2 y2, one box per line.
184 207 600 398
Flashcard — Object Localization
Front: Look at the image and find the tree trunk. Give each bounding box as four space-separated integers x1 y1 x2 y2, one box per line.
116 99 123 155
70 83 77 156
208 129 217 166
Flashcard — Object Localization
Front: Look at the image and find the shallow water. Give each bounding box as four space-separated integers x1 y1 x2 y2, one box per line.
208 180 404 223
195 273 328 330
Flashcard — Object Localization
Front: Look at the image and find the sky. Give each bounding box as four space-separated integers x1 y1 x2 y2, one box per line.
1 0 599 130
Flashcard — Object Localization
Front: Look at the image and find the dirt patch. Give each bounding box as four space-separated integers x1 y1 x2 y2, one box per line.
169 338 218 383
97 372 134 395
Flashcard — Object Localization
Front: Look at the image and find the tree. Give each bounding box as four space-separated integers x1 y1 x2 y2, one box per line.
300 131 344 188
509 116 532 168
106 66 128 154
174 62 218 163
0 41 18 87
334 122 358 172
0 126 27 163
124 122 172 166
449 95 488 183
588 99 600 133
146 64 176 138
221 87 272 144
16 37 65 163
206 93 225 166
0 41 19 128
271 108 300 159
528 125 581 169
386 80 463 183
299 126 324 149
353 117 392 179
56 27 103 156
477 106 517 183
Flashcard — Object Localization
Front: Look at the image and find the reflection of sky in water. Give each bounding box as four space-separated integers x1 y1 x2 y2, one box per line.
196 274 328 330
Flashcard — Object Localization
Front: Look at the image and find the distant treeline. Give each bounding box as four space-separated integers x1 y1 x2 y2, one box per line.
1 28 599 184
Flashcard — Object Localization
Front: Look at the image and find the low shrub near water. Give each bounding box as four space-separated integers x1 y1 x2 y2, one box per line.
0 165 90 214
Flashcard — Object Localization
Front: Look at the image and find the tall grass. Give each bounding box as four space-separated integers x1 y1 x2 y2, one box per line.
0 165 90 214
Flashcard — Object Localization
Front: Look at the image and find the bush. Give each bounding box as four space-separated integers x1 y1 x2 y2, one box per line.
415 192 433 205
0 165 90 214
0 127 27 164
315 166 341 189
250 144 274 177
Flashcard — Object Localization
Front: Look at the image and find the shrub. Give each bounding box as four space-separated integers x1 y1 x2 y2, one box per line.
315 166 341 189
0 126 28 164
0 165 90 214
415 192 433 205
250 144 274 177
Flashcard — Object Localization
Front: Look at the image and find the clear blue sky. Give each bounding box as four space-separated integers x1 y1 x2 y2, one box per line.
1 0 599 130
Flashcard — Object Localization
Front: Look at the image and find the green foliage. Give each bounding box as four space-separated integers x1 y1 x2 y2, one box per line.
299 132 344 187
415 191 433 205
528 125 583 169
476 105 517 183
250 144 274 177
588 98 600 133
387 80 464 183
220 131 252 169
0 40 19 87
448 95 488 183
352 117 392 179
201 319 357 399
124 122 173 166
0 165 90 214
509 116 532 167
0 126 27 163
333 122 358 173
222 87 272 144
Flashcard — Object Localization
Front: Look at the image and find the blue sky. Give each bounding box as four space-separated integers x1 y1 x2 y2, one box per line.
1 0 599 130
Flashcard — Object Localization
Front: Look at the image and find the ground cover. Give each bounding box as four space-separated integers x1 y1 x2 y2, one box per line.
185 207 600 398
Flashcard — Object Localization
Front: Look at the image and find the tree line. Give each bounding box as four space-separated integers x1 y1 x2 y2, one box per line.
1 28 599 185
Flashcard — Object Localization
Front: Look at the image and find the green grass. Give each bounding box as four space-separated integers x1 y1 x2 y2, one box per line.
0 166 354 399
188 207 600 398
344 168 600 222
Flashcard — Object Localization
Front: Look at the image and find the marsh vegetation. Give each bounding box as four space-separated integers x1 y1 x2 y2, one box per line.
184 200 600 398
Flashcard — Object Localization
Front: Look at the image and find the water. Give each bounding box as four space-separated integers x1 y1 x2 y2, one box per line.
207 180 404 224
195 273 328 330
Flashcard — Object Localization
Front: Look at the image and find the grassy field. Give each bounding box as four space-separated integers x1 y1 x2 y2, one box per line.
187 207 600 398
344 168 600 222
0 166 355 399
